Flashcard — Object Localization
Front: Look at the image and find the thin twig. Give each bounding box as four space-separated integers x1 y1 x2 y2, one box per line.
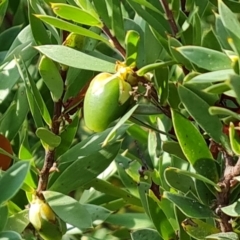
102 23 126 58
159 0 178 36
36 70 66 198
215 152 240 232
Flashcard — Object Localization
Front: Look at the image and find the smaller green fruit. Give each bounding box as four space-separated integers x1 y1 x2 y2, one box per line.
84 72 132 132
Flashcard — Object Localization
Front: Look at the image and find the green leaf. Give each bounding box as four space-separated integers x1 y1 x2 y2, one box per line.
131 229 161 240
202 29 222 52
215 13 231 50
49 142 121 193
163 192 215 218
221 199 240 217
85 178 141 207
84 204 111 222
175 207 191 240
126 0 167 46
204 82 231 94
106 213 152 229
28 1 51 45
91 0 110 28
171 109 213 165
102 104 138 146
0 204 8 231
138 183 175 239
0 231 22 240
228 74 240 104
43 191 92 229
168 37 193 70
0 86 29 141
164 168 196 193
209 107 240 120
189 69 235 84
22 80 44 128
128 0 162 14
179 85 223 143
4 209 29 233
206 232 238 240
229 122 240 155
35 45 115 73
51 3 102 27
0 161 30 204
38 56 64 102
176 46 232 71
36 15 108 44
16 57 51 127
55 114 79 158
218 0 240 43
125 30 140 67
182 218 219 239
162 141 187 160
154 66 169 104
0 0 8 27
137 61 175 76
36 128 61 149
111 0 125 44
167 167 220 190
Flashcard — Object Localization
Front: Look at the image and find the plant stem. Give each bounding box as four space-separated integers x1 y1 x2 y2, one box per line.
215 152 240 232
102 23 126 58
159 0 178 37
36 71 66 198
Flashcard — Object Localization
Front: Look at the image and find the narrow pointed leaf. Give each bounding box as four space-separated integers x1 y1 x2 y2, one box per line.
0 161 30 204
43 191 92 229
176 46 232 71
179 85 223 143
36 15 108 44
171 109 213 164
163 192 214 218
36 45 115 72
51 3 102 27
182 218 219 239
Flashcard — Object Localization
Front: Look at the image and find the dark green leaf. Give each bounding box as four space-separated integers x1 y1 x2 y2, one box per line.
43 191 92 229
176 46 232 71
206 232 238 240
0 231 22 240
0 204 8 231
125 30 140 67
0 161 30 204
163 192 215 218
4 209 29 233
0 86 29 141
171 109 213 165
131 229 161 240
36 45 115 72
51 3 102 27
182 218 219 239
49 142 121 193
38 56 64 102
178 85 223 143
36 127 61 149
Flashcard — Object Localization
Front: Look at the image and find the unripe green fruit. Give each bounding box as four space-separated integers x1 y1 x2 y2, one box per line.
84 72 132 132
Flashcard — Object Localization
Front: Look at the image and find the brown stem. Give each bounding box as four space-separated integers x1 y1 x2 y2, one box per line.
102 24 126 58
159 0 178 37
215 153 240 232
36 70 66 198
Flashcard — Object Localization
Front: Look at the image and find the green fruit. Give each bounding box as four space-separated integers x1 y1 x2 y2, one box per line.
84 72 132 132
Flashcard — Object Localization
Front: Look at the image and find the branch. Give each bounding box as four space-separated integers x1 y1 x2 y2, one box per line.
159 0 178 37
102 23 126 58
215 152 236 232
36 71 66 198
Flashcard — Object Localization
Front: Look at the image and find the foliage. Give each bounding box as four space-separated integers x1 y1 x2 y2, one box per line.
2 0 240 239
